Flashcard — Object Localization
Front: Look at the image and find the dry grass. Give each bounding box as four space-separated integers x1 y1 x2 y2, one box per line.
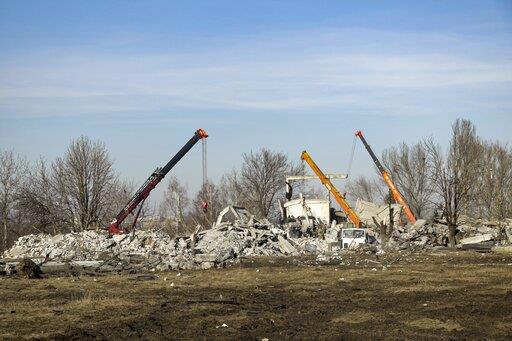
0 251 511 339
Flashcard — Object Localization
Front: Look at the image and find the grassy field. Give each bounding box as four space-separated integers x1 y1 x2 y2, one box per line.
1 251 512 340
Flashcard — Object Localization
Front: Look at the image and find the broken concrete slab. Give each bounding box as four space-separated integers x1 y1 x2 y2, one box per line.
459 233 494 245
355 199 402 228
460 241 494 252
277 235 298 255
412 219 428 230
200 262 215 269
194 253 217 263
505 227 512 244
492 245 512 253
303 242 317 253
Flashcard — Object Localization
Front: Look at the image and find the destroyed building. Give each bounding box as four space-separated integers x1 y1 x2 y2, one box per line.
3 202 511 276
2 127 512 278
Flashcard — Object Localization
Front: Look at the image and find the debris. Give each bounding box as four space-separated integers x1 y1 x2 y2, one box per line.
129 274 159 281
460 241 494 252
277 235 298 255
17 258 42 279
355 199 402 228
459 234 494 245
215 205 255 226
412 219 428 230
303 242 317 253
2 204 511 275
2 212 291 271
492 245 512 253
505 227 512 244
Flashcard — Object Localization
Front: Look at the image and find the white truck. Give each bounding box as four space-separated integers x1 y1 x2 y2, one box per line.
341 228 367 249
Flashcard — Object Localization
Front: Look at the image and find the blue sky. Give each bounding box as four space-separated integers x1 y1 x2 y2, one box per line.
1 1 511 205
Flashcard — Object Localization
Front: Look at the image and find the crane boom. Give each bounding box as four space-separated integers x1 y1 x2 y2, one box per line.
286 173 348 182
285 173 348 200
108 129 208 234
355 130 416 224
300 151 361 227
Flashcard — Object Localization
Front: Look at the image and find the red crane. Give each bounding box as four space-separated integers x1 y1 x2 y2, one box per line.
108 129 208 234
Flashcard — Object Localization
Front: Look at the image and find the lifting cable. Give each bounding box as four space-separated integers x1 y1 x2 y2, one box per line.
346 134 357 178
201 138 209 213
301 158 306 197
340 134 358 196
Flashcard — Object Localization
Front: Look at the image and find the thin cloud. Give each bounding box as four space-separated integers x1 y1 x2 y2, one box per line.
0 28 511 118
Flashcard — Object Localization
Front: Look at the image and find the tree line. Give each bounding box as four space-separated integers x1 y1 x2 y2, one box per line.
1 118 511 252
346 118 512 246
0 139 303 252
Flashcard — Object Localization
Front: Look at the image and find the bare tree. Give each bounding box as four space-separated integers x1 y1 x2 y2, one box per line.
51 136 119 231
477 141 512 238
160 175 190 224
19 136 120 233
109 180 138 228
237 149 304 220
425 119 483 247
345 175 386 204
217 170 245 208
189 181 223 229
0 150 26 252
18 158 61 234
382 142 433 218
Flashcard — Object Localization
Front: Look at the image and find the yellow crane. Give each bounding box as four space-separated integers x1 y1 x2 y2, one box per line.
300 151 361 227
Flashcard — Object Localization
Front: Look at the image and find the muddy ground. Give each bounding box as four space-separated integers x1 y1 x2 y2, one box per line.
1 251 512 340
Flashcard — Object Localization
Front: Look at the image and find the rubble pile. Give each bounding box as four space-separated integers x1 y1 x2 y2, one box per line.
2 219 311 274
379 218 512 251
383 220 451 250
2 211 511 276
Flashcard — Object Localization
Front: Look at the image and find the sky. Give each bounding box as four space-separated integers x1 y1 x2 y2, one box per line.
1 0 511 206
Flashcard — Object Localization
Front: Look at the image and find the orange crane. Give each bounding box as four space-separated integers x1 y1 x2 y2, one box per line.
355 130 416 224
301 151 361 227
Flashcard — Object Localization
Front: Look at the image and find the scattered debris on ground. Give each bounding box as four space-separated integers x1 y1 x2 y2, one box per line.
1 252 512 339
17 258 42 279
381 217 512 251
2 208 511 276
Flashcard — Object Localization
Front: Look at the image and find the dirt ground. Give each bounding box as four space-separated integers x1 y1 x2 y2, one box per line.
1 250 512 340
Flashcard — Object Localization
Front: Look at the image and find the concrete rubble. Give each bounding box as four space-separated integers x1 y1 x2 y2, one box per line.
355 199 403 228
2 210 511 276
379 218 512 251
1 218 314 274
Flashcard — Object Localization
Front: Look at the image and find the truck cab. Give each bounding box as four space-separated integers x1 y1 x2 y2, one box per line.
341 228 367 249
